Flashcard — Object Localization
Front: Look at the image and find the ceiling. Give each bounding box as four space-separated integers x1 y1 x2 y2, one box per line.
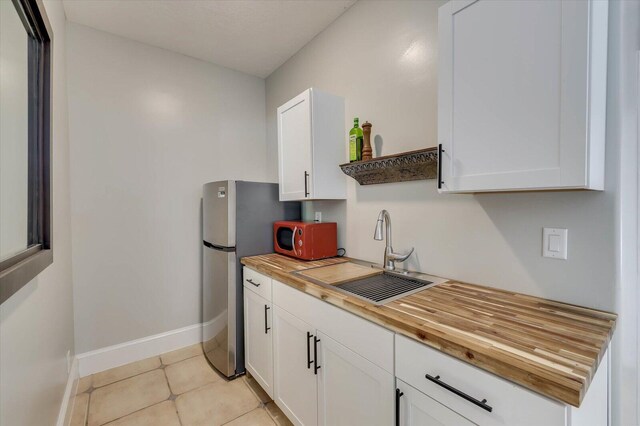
62 0 356 78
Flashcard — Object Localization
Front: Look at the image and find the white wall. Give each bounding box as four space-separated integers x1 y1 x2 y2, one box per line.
0 1 75 425
265 1 638 423
266 0 617 311
67 23 268 353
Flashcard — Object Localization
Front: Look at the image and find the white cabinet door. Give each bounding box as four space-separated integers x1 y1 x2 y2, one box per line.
438 0 608 192
277 88 346 201
244 289 273 398
273 306 318 426
277 89 312 201
316 332 394 426
397 379 476 426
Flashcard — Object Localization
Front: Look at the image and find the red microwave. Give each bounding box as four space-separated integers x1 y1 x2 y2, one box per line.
274 221 337 260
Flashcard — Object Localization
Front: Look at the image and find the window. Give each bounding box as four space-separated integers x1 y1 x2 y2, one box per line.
0 0 52 304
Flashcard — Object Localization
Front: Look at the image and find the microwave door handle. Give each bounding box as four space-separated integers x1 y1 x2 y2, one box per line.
291 226 298 255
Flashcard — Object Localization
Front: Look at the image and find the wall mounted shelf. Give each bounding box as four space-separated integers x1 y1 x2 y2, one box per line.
339 147 438 185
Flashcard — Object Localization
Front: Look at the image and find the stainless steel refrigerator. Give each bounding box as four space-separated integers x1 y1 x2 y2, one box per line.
202 180 300 378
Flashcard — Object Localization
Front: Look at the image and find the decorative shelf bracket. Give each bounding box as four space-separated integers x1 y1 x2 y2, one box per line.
339 147 438 185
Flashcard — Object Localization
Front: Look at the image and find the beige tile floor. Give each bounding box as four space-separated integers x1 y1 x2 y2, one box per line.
69 344 292 426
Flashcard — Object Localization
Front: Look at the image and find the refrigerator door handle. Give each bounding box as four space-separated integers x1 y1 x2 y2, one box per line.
203 240 235 252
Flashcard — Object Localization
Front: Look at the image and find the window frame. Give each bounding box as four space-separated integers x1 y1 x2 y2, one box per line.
0 0 52 305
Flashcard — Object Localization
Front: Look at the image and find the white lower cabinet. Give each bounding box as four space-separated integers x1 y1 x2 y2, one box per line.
396 379 474 426
273 306 318 426
395 335 609 426
270 278 394 426
243 288 273 398
244 269 608 426
317 331 394 426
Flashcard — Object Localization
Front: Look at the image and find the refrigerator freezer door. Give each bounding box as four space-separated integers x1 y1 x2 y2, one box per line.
203 244 237 377
203 181 236 248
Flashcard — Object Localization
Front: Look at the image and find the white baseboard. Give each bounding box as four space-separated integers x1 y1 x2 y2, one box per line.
77 323 202 377
56 356 79 426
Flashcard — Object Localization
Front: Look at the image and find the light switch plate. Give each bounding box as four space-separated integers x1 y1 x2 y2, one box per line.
543 228 568 260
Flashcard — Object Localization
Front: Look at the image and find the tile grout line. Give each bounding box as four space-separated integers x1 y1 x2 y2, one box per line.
81 347 203 426
159 351 203 368
94 399 173 426
88 359 172 425
160 363 183 426
87 351 203 392
87 358 162 390
84 391 91 426
242 376 284 425
93 366 173 426
87 348 272 426
220 407 265 426
215 377 265 426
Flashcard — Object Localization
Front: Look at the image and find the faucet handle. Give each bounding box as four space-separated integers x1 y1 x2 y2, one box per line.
390 247 414 263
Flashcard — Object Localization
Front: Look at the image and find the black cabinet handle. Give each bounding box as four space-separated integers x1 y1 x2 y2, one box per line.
304 171 309 198
247 278 260 287
306 332 313 369
395 388 404 426
425 374 492 412
264 305 270 334
313 336 321 374
437 144 444 189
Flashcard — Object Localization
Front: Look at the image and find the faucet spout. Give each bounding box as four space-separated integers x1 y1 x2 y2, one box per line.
372 209 412 271
374 210 391 245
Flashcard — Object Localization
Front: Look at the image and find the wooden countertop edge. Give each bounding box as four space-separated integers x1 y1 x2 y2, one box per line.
241 257 615 407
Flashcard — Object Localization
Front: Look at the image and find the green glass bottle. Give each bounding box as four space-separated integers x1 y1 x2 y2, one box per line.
349 118 363 162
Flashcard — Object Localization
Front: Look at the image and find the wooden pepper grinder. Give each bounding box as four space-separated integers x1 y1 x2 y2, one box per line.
362 121 373 161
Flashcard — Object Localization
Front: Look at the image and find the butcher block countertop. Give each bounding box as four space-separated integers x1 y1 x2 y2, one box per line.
241 253 617 408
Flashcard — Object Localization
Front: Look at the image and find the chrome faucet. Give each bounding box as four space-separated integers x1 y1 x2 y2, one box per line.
373 210 414 271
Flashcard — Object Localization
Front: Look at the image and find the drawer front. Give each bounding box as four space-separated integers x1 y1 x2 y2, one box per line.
273 279 394 373
397 379 475 426
395 335 566 426
243 267 272 301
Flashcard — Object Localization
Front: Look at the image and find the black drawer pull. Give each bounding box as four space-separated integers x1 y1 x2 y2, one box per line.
264 305 270 334
314 336 321 374
304 171 310 198
306 332 313 369
437 144 444 189
425 374 492 412
395 388 404 426
247 278 260 287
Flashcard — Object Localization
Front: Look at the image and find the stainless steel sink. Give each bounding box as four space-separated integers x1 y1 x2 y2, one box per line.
291 259 447 305
335 272 434 304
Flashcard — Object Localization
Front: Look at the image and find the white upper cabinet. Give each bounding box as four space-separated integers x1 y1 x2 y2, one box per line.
277 88 346 201
438 0 608 193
